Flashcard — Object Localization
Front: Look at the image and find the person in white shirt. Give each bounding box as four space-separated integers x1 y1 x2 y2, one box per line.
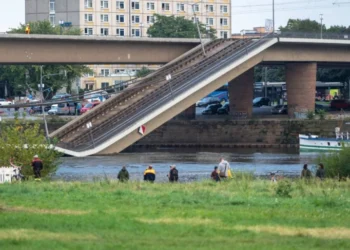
218 158 231 178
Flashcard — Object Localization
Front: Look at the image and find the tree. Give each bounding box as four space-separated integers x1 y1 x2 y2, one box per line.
136 67 153 78
147 14 216 39
0 20 91 98
279 19 323 33
0 116 61 178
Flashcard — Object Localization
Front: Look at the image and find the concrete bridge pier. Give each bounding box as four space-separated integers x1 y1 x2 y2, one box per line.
228 68 254 119
177 104 196 120
286 63 317 118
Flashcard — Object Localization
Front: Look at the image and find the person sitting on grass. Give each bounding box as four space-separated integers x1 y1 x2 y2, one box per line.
168 165 179 183
301 164 312 179
144 165 156 183
117 166 129 182
316 163 325 180
211 166 220 182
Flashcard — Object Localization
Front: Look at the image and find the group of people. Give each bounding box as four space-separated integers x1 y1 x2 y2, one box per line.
210 158 232 182
301 163 325 180
10 155 44 181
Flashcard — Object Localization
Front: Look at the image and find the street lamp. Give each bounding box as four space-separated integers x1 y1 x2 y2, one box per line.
40 66 67 143
320 14 323 39
140 22 143 37
187 3 206 56
272 0 275 33
59 20 64 35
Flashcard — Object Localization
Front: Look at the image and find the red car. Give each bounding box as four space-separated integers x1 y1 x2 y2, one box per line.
330 99 350 110
80 102 100 114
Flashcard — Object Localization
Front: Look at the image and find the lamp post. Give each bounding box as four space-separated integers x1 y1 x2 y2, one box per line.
40 66 67 143
59 20 64 35
320 14 323 39
189 3 206 56
272 0 275 33
140 22 143 37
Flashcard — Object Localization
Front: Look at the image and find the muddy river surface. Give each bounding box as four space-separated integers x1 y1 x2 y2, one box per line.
54 148 320 182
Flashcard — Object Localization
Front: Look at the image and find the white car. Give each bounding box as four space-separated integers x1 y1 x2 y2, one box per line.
0 98 12 106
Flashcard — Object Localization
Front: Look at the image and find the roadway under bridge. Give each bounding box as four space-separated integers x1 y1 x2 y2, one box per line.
39 35 350 156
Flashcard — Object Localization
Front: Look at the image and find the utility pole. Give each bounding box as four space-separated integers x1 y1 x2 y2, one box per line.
40 66 50 144
191 4 206 56
272 0 275 33
264 67 268 98
320 14 323 39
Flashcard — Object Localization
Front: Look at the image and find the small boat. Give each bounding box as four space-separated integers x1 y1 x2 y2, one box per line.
299 127 350 152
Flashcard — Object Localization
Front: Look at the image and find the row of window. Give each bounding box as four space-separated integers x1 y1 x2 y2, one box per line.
85 13 228 25
84 27 229 38
84 0 228 13
86 68 140 77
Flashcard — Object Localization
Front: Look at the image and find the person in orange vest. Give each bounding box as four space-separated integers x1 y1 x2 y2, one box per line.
25 24 30 34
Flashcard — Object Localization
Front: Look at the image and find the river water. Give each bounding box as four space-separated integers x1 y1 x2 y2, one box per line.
54 148 320 182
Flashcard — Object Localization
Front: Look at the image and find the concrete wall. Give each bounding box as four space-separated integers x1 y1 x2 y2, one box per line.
128 119 343 148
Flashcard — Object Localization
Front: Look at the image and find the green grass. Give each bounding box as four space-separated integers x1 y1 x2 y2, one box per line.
1 178 350 249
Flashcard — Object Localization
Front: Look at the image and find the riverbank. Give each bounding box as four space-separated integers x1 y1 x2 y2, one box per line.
1 179 349 249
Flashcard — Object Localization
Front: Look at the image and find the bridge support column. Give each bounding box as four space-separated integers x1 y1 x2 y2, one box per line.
177 104 196 120
286 63 316 118
228 68 254 118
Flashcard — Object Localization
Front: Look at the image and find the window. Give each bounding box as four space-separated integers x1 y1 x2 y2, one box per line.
49 0 55 12
100 28 109 36
101 0 109 8
177 3 185 12
132 15 140 23
101 82 109 89
100 69 110 76
132 28 140 37
220 31 228 39
49 14 55 25
161 3 170 11
115 69 126 74
192 17 199 23
100 14 109 22
206 18 214 26
147 2 155 10
116 15 125 23
147 15 154 24
220 5 228 13
193 4 199 12
116 28 125 36
131 1 140 10
85 0 93 8
206 5 214 12
84 27 93 35
86 84 94 90
116 1 124 9
85 14 93 22
220 18 228 26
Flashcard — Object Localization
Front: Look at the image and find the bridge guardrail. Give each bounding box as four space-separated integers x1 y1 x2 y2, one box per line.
278 31 350 40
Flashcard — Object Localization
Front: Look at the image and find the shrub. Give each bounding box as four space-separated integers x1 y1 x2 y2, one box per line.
317 147 350 178
317 109 326 120
275 179 293 197
306 110 315 120
0 117 61 178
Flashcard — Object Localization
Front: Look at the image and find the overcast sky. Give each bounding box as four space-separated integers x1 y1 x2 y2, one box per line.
0 0 349 33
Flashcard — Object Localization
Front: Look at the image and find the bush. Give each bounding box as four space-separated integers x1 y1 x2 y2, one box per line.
0 117 61 178
275 179 293 197
317 147 350 178
306 110 315 120
317 109 326 120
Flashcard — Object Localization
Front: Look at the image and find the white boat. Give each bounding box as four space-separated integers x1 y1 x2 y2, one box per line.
299 127 350 151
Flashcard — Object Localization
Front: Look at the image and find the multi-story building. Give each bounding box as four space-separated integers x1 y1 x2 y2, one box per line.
25 0 231 90
26 0 231 38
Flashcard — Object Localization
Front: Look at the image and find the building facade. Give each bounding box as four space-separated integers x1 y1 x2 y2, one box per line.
25 0 231 38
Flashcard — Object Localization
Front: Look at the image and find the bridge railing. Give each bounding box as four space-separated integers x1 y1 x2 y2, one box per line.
278 31 350 40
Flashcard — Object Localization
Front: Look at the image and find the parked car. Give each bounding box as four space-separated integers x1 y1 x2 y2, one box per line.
202 103 222 115
31 105 51 113
330 99 350 110
253 97 270 107
217 102 230 114
57 101 79 115
52 93 71 100
271 105 288 114
80 102 100 114
0 98 12 106
196 97 221 108
48 104 58 115
315 103 329 113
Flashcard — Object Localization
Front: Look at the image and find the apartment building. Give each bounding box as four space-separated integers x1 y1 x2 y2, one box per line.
25 0 231 90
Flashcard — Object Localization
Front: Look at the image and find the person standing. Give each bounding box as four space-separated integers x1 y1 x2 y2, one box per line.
211 166 220 182
316 163 325 180
31 155 43 180
218 158 231 179
144 165 156 182
301 164 312 179
117 166 129 182
169 165 179 182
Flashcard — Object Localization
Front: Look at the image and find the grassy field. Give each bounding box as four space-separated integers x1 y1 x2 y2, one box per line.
1 177 350 250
